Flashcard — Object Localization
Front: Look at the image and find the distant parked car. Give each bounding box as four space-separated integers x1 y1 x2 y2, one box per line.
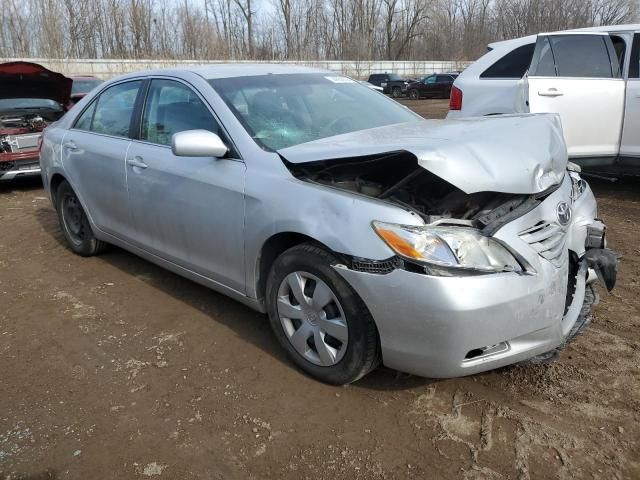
0 61 71 181
407 73 458 99
70 76 104 106
367 73 411 97
448 25 638 174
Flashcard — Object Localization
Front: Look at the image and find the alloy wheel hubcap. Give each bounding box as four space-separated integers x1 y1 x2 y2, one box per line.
277 271 348 366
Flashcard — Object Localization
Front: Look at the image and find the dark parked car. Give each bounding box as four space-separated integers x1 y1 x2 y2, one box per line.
0 61 71 181
69 76 104 106
367 73 411 97
407 73 458 99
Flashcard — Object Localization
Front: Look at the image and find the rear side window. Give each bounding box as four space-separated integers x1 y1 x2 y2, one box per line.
74 81 142 137
480 44 535 79
141 79 220 146
531 35 619 78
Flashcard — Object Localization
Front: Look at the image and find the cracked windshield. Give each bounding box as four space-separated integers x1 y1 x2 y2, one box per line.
210 73 419 150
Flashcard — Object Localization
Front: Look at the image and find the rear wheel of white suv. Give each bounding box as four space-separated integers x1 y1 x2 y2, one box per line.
55 180 108 257
266 244 380 384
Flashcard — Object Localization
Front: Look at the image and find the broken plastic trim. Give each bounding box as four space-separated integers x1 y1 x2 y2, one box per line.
583 248 618 292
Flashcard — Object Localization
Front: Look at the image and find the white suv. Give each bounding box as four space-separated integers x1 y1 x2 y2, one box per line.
448 25 640 174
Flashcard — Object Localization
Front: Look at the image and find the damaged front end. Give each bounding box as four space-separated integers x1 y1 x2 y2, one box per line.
280 128 617 376
285 149 545 232
285 150 553 276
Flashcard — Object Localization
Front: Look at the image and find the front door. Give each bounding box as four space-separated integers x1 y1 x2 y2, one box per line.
527 33 626 159
61 80 143 239
125 78 246 293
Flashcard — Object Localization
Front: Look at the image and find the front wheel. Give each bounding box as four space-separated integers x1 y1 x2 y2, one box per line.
266 244 380 384
391 86 402 98
409 89 419 100
55 180 108 256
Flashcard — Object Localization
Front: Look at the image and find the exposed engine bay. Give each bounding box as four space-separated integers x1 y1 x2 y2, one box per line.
0 111 59 155
285 151 552 233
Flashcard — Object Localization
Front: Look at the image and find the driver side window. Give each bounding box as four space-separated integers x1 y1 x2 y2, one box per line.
141 79 220 147
425 76 437 84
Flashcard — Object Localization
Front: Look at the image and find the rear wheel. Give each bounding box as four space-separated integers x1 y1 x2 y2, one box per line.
55 181 107 256
266 244 380 384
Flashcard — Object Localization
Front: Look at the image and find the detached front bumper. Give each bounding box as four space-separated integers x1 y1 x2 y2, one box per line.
335 178 617 379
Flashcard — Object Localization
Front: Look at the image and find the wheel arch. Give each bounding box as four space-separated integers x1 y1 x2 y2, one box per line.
49 172 68 206
255 231 340 304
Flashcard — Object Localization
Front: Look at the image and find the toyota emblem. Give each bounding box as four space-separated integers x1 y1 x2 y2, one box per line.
556 201 572 226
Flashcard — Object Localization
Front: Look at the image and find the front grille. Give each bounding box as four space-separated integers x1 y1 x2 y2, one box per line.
519 221 567 267
351 257 399 274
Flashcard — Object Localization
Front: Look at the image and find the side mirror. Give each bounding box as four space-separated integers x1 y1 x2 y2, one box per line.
171 130 228 158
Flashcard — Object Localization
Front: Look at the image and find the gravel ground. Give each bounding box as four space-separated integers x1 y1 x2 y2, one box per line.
1 99 638 480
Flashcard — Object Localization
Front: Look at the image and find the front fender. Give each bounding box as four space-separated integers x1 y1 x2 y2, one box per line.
243 174 423 299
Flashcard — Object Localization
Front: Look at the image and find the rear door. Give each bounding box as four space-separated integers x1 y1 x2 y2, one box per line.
527 32 625 159
620 33 640 160
62 80 143 239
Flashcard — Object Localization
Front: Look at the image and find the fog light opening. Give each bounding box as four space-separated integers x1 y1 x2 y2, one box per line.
464 342 509 361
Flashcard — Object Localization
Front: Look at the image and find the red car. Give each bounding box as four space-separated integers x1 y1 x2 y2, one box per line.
0 62 71 182
69 75 104 106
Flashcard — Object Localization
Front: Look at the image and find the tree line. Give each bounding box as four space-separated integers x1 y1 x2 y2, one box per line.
1 0 637 62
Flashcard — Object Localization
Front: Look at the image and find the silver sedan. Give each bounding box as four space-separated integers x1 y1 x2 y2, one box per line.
39 65 617 384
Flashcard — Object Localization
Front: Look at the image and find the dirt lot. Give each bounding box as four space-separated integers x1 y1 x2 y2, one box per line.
1 99 639 480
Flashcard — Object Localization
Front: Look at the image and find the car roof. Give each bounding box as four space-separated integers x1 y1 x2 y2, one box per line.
488 23 640 50
138 64 331 81
71 75 102 80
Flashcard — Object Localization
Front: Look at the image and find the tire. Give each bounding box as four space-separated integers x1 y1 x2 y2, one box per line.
55 180 108 257
409 89 419 100
391 86 402 98
266 243 381 385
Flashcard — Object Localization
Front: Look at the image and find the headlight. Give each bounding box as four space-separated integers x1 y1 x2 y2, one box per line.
568 170 586 202
372 221 522 273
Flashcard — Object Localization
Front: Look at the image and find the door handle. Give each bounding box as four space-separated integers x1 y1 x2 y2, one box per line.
63 141 78 151
126 156 148 169
538 88 563 97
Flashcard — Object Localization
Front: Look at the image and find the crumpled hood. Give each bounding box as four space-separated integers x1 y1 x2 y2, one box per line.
278 114 567 194
0 62 72 106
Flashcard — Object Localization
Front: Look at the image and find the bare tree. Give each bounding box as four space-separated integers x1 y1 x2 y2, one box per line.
0 0 637 61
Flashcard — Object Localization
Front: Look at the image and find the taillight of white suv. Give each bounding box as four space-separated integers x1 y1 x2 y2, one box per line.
450 86 463 111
